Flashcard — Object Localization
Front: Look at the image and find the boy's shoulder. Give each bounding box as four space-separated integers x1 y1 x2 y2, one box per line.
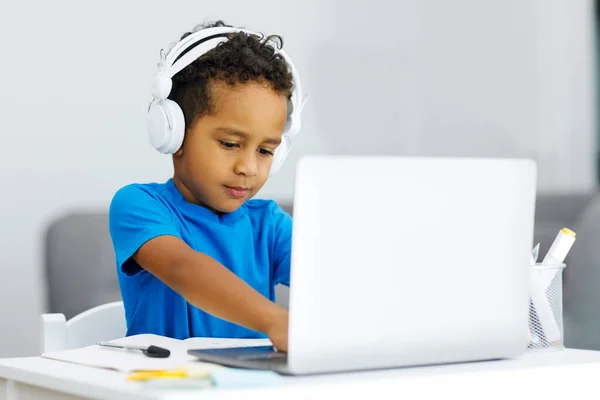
109 181 172 217
112 181 167 199
113 182 165 201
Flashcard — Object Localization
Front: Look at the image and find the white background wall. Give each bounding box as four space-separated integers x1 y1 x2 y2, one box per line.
0 0 596 357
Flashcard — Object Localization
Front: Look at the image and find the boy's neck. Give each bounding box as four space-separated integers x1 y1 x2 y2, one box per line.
171 176 224 216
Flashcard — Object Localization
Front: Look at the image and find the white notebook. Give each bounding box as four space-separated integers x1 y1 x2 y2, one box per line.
41 334 272 373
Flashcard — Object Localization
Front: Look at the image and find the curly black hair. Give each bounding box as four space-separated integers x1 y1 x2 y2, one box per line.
168 20 294 131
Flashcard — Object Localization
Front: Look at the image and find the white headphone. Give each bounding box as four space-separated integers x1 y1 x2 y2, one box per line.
146 26 304 175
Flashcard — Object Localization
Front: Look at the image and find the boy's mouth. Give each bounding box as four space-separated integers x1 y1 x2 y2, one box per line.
224 185 250 199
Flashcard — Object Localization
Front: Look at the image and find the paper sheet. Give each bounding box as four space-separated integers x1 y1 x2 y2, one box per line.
41 334 272 373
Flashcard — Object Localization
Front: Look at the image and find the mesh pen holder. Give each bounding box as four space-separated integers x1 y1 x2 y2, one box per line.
528 262 566 351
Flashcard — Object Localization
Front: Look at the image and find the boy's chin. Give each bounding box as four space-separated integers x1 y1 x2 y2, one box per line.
214 198 246 214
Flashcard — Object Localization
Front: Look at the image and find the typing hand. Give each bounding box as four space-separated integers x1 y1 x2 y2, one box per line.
266 311 289 352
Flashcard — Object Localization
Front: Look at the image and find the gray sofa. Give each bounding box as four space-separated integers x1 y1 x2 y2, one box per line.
44 193 600 350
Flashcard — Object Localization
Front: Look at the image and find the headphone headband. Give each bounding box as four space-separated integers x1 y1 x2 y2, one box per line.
154 26 304 133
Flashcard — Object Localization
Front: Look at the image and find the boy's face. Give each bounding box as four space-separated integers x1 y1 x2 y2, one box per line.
173 80 288 214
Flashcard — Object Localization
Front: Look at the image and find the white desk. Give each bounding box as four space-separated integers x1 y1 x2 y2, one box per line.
2 349 600 400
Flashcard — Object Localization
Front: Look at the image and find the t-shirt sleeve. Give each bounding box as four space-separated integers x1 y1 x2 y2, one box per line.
271 204 293 287
108 184 182 277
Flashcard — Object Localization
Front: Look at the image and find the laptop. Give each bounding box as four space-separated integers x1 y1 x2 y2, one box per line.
188 156 537 375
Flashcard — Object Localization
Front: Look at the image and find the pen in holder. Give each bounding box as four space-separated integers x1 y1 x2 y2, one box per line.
528 262 566 351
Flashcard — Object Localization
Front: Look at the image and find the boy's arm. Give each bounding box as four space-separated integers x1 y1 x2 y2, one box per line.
132 235 289 350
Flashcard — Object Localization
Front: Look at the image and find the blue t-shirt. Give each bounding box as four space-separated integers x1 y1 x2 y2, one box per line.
108 178 292 339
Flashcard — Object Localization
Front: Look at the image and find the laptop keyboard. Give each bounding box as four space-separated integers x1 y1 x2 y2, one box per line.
237 351 287 361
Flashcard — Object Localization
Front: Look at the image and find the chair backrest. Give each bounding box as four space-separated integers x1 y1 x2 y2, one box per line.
44 212 121 319
41 301 126 353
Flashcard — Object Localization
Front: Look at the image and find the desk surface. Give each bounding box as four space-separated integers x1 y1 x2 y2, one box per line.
2 349 600 399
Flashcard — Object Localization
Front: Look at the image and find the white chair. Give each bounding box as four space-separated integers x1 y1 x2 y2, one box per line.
40 301 126 353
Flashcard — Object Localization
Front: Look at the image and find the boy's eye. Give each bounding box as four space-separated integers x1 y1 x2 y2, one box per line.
219 140 237 149
258 148 275 156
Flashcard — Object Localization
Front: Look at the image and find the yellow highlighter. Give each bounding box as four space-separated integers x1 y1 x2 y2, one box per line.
539 227 576 290
128 367 210 382
542 228 576 265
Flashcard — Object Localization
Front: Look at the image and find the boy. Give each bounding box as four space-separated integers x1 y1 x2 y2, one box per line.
108 20 303 352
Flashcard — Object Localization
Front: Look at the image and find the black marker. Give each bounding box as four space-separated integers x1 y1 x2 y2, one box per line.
97 341 170 358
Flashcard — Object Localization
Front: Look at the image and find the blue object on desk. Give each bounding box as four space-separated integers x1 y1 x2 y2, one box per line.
210 368 283 388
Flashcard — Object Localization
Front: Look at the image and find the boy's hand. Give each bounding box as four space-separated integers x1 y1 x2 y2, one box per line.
265 310 289 352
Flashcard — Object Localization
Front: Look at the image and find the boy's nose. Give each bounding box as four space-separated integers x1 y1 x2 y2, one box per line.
234 153 259 177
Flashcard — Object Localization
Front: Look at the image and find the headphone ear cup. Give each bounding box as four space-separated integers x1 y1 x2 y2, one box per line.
147 99 186 154
270 135 291 175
